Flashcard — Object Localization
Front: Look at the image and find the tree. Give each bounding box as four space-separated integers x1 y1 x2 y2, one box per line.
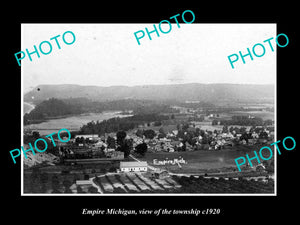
182 123 189 131
135 143 148 156
195 128 201 136
154 121 162 126
136 128 144 138
259 131 268 139
158 133 166 139
177 130 185 139
188 138 197 146
116 131 127 145
63 180 72 193
32 131 40 139
177 124 182 131
240 132 249 143
124 138 133 157
202 135 208 144
240 127 246 134
143 129 156 139
212 120 218 125
222 125 228 133
106 136 116 149
88 186 99 193
158 127 166 135
264 119 273 126
116 131 132 158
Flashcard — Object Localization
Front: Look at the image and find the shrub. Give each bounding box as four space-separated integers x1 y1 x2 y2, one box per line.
84 174 90 180
88 186 99 193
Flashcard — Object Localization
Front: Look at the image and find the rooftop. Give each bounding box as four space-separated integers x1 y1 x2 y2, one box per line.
120 161 148 168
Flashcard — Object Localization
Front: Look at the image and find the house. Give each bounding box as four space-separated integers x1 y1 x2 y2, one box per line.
120 161 148 172
172 130 178 136
75 134 99 140
240 139 247 145
106 151 124 159
219 133 234 139
236 134 242 138
252 132 259 139
258 138 267 144
93 141 107 148
170 141 182 148
248 139 256 145
159 137 171 142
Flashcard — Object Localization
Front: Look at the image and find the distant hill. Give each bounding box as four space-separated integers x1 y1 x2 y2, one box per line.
24 83 274 104
23 98 83 125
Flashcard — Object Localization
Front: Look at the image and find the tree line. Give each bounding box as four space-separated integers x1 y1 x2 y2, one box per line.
212 116 273 126
79 113 170 135
24 98 176 125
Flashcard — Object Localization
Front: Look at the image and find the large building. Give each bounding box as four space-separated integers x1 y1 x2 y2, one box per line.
75 134 99 140
120 161 148 172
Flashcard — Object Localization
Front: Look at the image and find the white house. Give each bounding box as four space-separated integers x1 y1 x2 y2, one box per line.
120 161 148 172
75 134 99 141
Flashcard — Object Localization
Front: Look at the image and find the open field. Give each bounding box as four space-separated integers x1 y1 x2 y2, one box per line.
135 144 272 174
23 161 121 193
172 175 274 194
23 169 274 194
228 110 274 120
23 169 182 194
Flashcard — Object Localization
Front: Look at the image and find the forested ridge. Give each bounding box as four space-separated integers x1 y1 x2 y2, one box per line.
24 98 175 125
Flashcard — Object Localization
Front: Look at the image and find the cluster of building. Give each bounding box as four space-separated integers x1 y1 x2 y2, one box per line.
128 124 274 152
53 121 275 159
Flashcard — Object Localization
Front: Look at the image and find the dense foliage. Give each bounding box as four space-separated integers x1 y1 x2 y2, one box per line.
79 114 170 135
24 98 176 125
172 176 274 193
24 98 83 125
212 116 273 126
23 131 59 155
116 131 132 158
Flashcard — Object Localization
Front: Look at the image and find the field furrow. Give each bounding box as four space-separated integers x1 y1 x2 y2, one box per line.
106 175 128 192
99 176 114 192
135 174 164 190
154 178 174 189
126 173 150 191
119 175 140 192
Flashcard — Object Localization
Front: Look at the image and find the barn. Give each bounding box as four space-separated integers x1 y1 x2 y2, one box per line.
120 161 148 172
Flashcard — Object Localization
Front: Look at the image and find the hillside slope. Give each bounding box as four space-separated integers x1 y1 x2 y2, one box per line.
24 83 274 104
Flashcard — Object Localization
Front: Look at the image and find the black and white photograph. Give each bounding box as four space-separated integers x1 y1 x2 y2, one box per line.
21 23 276 195
3 3 299 221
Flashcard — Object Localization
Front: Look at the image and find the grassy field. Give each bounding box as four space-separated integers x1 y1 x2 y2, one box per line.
23 169 274 194
229 110 274 120
93 173 181 193
135 144 270 174
172 175 274 194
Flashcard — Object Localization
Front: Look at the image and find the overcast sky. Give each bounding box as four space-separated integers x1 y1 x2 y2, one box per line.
22 23 276 94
